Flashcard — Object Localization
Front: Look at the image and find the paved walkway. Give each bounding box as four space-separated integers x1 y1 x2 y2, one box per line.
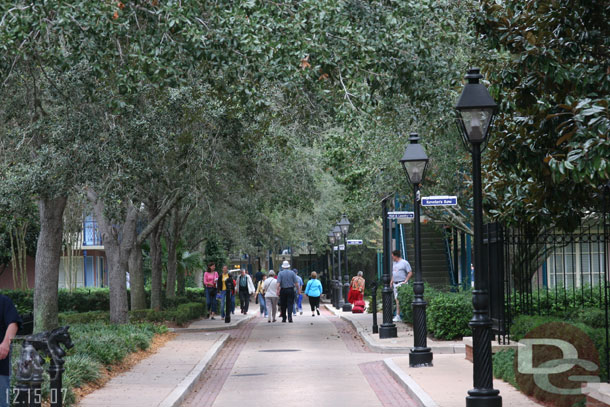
182 307 416 407
77 298 544 407
79 331 227 407
324 304 465 354
391 354 542 407
173 312 254 332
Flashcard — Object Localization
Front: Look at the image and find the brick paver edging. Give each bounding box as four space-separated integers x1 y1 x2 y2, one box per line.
158 333 230 407
360 361 420 407
181 319 257 407
382 358 439 407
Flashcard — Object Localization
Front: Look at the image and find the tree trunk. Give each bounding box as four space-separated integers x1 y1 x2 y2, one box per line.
34 195 67 333
165 208 179 299
176 264 185 296
165 238 177 299
89 191 135 324
149 222 163 310
194 269 203 288
129 239 146 310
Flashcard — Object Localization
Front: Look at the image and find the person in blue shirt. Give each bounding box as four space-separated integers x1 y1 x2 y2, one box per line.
276 261 300 323
292 269 304 315
0 295 21 407
304 272 323 317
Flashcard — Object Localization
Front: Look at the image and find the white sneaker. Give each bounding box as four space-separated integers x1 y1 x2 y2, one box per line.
393 315 402 322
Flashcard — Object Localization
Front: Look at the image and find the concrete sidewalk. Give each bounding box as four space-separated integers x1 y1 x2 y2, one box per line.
78 331 229 407
385 354 543 407
324 304 465 354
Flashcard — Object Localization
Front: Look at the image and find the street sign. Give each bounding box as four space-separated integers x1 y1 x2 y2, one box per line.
421 196 458 207
333 245 345 251
347 239 363 245
388 211 414 219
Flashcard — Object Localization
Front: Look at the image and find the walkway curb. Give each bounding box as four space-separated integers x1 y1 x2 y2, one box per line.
383 358 439 407
158 333 230 407
324 304 465 354
169 314 254 333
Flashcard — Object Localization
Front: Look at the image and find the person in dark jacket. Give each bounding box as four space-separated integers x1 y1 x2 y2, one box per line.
0 294 21 407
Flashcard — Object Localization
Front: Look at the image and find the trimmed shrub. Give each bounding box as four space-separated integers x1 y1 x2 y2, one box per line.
59 311 110 325
398 284 472 340
508 315 608 383
0 290 33 314
509 315 562 341
493 349 518 389
129 302 206 326
577 307 607 329
427 292 472 340
1 287 207 315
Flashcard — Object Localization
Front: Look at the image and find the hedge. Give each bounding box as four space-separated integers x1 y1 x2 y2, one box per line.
1 287 207 314
509 314 608 382
59 302 207 327
397 284 472 340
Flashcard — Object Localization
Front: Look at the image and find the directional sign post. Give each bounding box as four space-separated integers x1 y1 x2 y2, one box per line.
347 239 363 245
387 211 415 219
421 196 458 207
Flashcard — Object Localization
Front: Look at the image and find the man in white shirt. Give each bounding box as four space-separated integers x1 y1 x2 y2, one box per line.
391 250 412 322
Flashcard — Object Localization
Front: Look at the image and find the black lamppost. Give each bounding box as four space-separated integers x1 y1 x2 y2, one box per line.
307 241 312 275
256 243 262 272
328 231 337 307
400 133 433 367
455 68 501 407
333 225 345 308
379 194 398 339
338 214 352 312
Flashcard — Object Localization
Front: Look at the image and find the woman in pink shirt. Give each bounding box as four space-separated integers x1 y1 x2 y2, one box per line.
203 262 219 319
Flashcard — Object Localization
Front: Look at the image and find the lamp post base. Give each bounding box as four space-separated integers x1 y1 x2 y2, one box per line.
466 390 502 407
342 303 352 312
379 323 397 339
409 347 433 367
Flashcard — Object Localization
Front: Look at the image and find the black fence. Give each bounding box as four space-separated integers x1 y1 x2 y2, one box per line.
484 216 610 381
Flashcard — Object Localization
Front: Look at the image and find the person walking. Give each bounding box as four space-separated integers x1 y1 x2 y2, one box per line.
217 266 231 319
236 269 255 314
304 271 323 316
264 270 279 322
348 271 366 304
391 250 413 322
0 293 20 407
231 274 237 314
277 261 300 323
293 269 304 315
255 268 264 287
203 262 219 319
255 274 268 318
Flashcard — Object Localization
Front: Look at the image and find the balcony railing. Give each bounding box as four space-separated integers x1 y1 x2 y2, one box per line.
83 219 103 246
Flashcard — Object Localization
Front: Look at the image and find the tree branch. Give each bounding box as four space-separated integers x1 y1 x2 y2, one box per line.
137 193 182 245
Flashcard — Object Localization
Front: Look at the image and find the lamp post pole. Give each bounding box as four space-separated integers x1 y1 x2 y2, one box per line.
410 182 432 366
342 231 352 312
333 226 345 309
400 132 433 367
336 239 343 309
308 242 312 275
455 68 501 407
379 195 397 338
338 215 352 312
467 142 500 405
